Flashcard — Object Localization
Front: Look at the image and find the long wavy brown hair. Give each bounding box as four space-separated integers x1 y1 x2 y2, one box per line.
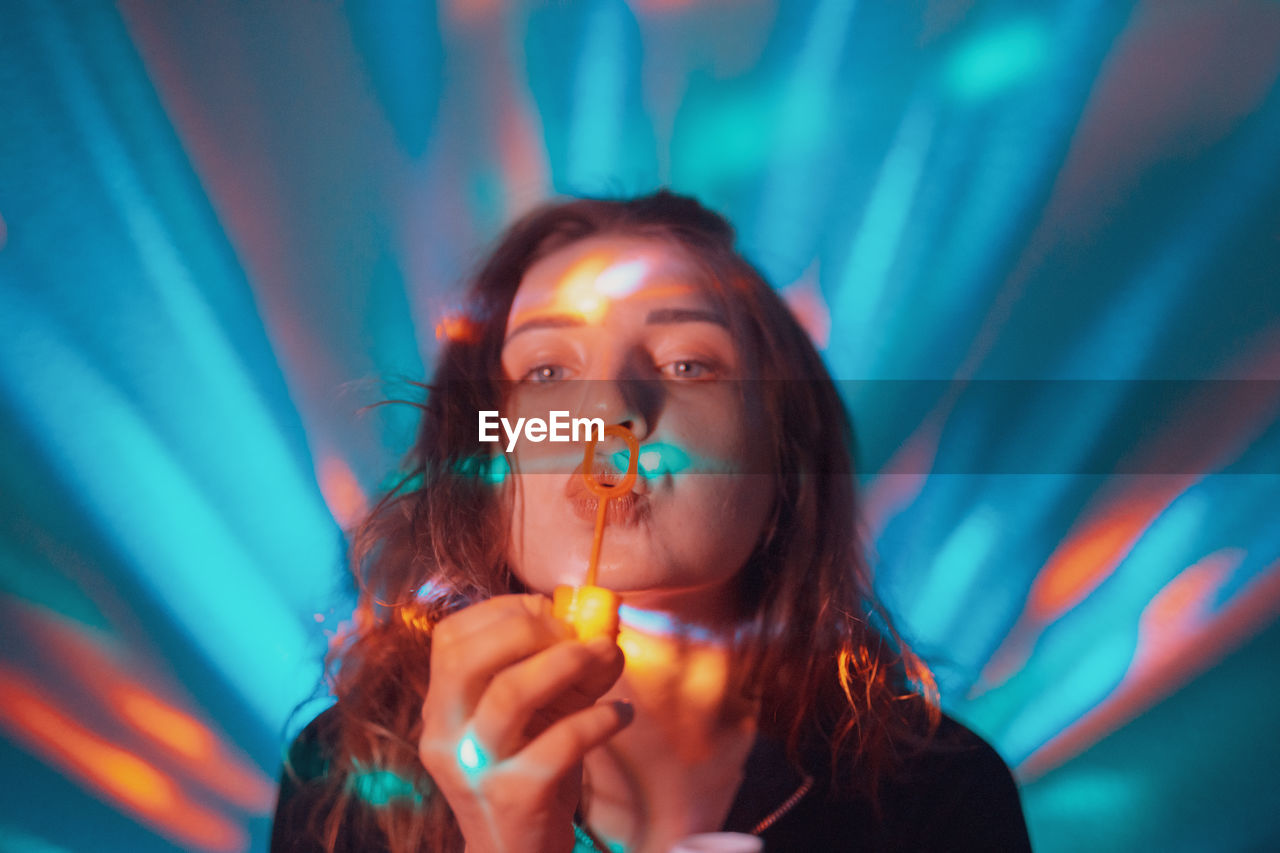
296 190 939 852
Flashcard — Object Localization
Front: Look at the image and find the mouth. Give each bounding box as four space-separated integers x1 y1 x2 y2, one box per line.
565 462 650 526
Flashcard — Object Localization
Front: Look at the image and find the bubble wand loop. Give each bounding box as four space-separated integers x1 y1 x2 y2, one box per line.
553 424 639 640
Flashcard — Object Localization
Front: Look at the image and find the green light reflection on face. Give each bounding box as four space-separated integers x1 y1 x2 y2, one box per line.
484 454 510 485
611 442 691 479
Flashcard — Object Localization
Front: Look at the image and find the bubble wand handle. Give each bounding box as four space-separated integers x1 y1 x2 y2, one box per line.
583 424 640 586
552 425 639 641
588 499 609 588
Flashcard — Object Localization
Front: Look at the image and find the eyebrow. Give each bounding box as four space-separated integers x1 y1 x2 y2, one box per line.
504 307 729 344
504 314 584 343
644 307 729 328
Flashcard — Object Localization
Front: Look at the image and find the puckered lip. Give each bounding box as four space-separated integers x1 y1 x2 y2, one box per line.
564 460 650 526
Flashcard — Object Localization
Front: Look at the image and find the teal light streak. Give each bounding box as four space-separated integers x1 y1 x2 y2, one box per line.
832 98 934 376
1000 627 1134 763
906 507 1002 645
1023 770 1138 834
944 19 1049 103
5 7 342 735
778 0 858 148
753 0 858 283
0 286 320 728
0 827 75 853
567 3 625 188
28 5 339 600
674 88 775 189
344 0 441 157
973 490 1216 755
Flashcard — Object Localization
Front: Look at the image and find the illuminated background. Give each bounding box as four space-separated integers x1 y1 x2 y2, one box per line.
2 0 1279 850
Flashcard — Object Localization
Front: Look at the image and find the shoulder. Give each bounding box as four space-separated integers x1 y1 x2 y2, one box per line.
899 712 1021 788
766 712 1032 852
874 712 1032 851
283 705 343 781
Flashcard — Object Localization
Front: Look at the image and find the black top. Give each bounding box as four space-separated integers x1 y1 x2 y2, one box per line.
270 707 1033 852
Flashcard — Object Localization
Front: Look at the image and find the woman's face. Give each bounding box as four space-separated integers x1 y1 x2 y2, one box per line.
498 234 774 617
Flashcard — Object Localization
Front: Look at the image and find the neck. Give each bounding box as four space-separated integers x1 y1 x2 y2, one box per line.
616 579 744 634
581 610 759 852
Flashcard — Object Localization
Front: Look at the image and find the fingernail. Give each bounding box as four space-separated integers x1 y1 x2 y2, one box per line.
612 699 635 725
586 636 617 657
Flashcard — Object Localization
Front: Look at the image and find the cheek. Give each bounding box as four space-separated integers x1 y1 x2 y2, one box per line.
501 475 564 588
498 483 520 565
719 475 775 544
664 475 774 568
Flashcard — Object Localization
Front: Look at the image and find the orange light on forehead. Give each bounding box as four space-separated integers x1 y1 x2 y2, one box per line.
552 252 616 323
509 238 722 340
514 251 675 327
593 257 651 298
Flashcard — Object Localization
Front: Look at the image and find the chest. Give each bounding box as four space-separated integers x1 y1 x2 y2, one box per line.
581 728 757 853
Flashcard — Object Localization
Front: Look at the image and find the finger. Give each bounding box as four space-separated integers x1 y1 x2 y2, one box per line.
525 637 628 725
427 602 575 714
472 637 624 758
431 593 566 648
515 700 635 782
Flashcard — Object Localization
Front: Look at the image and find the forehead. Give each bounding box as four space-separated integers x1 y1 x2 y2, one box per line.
508 234 717 326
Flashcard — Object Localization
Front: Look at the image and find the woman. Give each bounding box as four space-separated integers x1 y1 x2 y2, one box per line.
270 191 1032 852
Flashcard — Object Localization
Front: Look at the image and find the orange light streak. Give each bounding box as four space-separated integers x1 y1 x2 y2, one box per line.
781 263 831 349
495 81 550 217
628 0 707 12
318 454 368 529
1029 495 1178 620
1140 550 1234 637
549 253 614 325
0 667 244 852
434 312 480 344
443 0 502 26
979 351 1280 694
1017 549 1277 781
862 416 943 537
12 604 274 811
116 686 214 761
976 478 1195 693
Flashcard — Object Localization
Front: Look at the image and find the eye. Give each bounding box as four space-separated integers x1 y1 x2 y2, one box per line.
660 359 717 380
522 364 567 383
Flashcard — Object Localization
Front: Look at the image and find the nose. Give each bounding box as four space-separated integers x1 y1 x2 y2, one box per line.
576 371 658 444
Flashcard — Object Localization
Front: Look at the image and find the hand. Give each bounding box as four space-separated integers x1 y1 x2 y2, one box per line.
418 594 631 853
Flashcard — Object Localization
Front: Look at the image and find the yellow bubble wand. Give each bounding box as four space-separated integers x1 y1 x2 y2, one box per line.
552 424 639 641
